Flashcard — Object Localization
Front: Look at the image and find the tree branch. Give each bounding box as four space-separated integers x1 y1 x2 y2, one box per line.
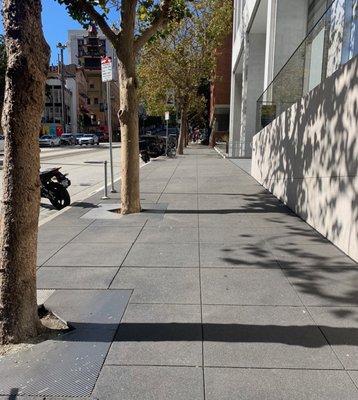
78 0 118 45
134 0 172 52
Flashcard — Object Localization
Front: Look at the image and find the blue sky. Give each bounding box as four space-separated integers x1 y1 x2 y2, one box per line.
43 0 82 64
1 0 119 64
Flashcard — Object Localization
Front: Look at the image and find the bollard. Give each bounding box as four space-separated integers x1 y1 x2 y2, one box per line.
102 160 109 200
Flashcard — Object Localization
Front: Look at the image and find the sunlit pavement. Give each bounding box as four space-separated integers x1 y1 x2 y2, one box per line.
0 146 357 399
0 144 121 222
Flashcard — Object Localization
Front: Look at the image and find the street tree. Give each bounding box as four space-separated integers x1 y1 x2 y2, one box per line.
0 0 50 344
0 35 7 112
57 0 188 214
138 0 232 154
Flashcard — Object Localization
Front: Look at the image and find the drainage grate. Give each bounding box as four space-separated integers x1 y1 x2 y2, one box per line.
0 289 132 397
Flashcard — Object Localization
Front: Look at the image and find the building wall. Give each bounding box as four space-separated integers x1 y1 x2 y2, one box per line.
229 0 308 158
251 56 358 261
210 34 233 133
211 35 233 110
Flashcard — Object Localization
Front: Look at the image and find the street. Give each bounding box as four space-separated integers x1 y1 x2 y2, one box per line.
0 144 121 223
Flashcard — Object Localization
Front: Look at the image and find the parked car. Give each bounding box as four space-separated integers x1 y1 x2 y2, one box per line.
73 133 84 144
39 135 61 147
0 135 4 152
78 133 99 146
60 134 76 146
94 132 109 143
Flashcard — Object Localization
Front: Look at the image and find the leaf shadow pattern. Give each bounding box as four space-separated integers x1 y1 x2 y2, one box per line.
244 57 358 318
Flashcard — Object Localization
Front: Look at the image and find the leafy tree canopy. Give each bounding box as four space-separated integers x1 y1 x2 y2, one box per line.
138 0 232 116
56 0 191 51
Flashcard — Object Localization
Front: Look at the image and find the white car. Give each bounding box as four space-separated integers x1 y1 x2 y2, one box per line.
78 134 99 146
0 135 4 153
39 135 61 147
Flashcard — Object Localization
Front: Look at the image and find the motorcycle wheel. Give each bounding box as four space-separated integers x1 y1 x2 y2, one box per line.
167 147 176 158
48 183 71 210
141 153 150 163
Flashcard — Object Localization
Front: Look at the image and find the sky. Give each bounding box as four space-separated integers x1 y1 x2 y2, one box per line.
0 0 81 64
42 0 82 64
1 0 119 64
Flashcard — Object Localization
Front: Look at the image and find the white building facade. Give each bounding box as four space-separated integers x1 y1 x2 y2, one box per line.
230 0 357 158
230 0 358 261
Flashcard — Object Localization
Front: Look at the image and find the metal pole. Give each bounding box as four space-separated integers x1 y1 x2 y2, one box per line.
165 119 169 157
102 160 109 200
57 43 67 134
106 81 116 193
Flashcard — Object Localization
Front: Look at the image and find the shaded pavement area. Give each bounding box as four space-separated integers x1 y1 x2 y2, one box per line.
1 146 358 399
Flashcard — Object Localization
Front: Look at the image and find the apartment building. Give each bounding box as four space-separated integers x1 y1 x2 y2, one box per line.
43 66 72 135
210 34 233 136
68 25 120 137
229 0 358 260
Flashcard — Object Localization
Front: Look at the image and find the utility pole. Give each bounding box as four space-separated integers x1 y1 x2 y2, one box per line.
101 56 116 193
57 42 67 133
106 81 115 193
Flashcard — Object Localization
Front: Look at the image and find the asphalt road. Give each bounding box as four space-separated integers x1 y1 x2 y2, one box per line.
0 144 121 222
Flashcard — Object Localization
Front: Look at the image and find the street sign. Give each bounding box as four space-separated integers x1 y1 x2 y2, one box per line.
165 111 170 121
101 57 113 82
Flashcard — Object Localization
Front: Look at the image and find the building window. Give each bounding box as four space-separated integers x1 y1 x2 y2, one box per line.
87 98 91 105
90 83 95 89
94 98 99 105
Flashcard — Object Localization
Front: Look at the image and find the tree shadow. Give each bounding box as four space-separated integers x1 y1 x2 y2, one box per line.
253 57 358 262
248 57 358 315
49 321 358 349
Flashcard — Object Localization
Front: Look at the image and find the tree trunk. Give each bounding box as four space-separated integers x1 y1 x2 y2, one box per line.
117 50 141 215
0 0 50 344
177 105 188 155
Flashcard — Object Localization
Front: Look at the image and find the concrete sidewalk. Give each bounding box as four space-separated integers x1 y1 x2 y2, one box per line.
1 146 358 399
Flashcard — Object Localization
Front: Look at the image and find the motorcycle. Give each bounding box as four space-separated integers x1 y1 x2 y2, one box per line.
40 167 71 210
139 134 177 163
139 135 166 163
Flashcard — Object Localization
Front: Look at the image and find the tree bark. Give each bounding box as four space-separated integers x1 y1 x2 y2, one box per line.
0 0 50 344
117 48 141 215
177 104 188 155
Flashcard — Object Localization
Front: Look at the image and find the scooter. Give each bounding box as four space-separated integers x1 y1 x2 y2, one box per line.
40 167 71 210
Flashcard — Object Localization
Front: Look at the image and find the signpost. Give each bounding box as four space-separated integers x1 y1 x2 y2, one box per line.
165 111 170 156
101 57 116 193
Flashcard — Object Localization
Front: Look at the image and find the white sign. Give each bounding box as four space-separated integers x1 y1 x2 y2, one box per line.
165 111 170 121
101 56 113 82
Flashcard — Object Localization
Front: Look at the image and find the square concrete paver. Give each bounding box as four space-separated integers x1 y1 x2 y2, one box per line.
199 226 270 244
110 267 200 304
199 242 278 268
37 242 65 266
37 267 119 289
159 194 198 210
93 366 204 400
147 212 199 227
38 225 86 244
308 307 358 370
106 304 202 366
202 305 341 369
205 368 358 400
283 266 358 306
72 225 142 243
123 243 199 267
137 226 199 244
43 243 131 267
272 243 355 268
201 268 301 305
